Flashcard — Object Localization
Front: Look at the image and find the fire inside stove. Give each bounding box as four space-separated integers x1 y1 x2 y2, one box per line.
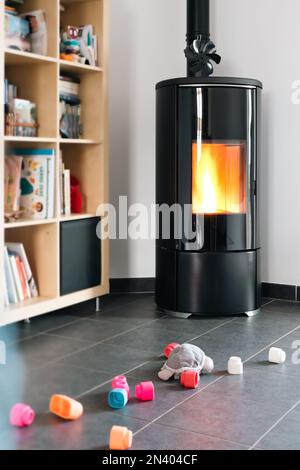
192 142 246 215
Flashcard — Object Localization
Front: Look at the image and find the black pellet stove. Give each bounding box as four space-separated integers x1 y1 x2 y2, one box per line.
155 0 262 317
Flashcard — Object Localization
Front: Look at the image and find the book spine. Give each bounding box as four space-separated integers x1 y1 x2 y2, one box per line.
19 259 31 299
15 255 28 300
9 254 24 302
63 169 71 216
4 247 18 304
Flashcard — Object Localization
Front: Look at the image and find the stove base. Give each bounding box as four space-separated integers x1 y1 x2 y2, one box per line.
156 249 261 316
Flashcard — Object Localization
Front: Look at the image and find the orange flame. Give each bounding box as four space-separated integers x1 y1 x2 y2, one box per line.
192 143 246 215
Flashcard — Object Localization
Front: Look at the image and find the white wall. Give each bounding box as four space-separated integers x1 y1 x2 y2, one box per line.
109 0 300 285
109 0 185 278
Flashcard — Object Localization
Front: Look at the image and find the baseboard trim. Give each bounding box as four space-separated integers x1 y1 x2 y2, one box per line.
110 278 299 302
262 283 297 301
110 278 155 294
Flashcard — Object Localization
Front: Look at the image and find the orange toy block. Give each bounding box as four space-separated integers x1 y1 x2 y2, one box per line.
109 426 133 450
49 394 83 420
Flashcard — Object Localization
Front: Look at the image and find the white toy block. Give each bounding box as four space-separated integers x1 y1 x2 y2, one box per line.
268 347 286 364
228 357 243 375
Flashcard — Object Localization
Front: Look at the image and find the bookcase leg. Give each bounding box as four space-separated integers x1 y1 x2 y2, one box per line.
96 297 102 312
24 318 31 324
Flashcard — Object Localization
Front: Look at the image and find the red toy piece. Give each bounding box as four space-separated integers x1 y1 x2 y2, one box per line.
135 381 155 401
180 370 199 389
70 176 83 213
164 342 180 359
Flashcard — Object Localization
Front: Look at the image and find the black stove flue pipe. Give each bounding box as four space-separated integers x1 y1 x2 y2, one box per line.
187 0 210 40
185 0 221 77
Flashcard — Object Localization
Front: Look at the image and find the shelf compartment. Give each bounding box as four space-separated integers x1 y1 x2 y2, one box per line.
16 0 59 58
5 223 59 299
61 144 102 213
60 0 103 68
5 61 58 138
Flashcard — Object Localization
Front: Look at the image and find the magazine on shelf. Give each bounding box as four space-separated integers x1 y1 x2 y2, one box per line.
6 243 38 298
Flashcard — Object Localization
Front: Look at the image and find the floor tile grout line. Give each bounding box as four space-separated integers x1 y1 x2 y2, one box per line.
7 297 149 347
249 399 300 450
244 322 300 364
35 316 168 370
261 299 275 307
137 420 251 450
74 361 153 400
132 375 226 438
187 318 237 343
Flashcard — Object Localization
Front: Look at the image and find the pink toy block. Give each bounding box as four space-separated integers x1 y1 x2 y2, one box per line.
164 342 180 359
135 381 155 401
112 375 130 399
10 403 35 427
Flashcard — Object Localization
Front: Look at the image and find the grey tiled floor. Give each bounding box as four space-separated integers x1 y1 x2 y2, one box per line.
1 294 300 450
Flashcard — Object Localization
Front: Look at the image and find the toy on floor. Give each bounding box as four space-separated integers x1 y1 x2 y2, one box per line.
49 394 83 420
108 389 128 409
10 403 35 427
228 357 243 375
164 342 180 359
135 381 155 401
112 375 130 398
109 425 133 450
180 370 199 389
269 347 286 364
158 343 214 384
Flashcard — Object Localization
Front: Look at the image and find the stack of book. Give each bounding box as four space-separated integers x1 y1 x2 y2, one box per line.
4 243 38 306
5 1 48 55
5 149 55 222
60 23 98 67
59 151 71 216
59 75 82 139
4 79 38 137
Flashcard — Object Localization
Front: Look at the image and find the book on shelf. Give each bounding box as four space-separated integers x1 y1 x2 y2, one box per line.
5 2 48 56
63 169 71 216
4 243 38 307
4 79 38 137
59 75 82 139
5 149 55 222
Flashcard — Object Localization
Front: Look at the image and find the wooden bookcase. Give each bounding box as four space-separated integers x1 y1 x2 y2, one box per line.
0 0 109 326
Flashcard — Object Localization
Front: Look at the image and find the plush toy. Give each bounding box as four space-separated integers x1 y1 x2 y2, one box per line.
158 343 214 381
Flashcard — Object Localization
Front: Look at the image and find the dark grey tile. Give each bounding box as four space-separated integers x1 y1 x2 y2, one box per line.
263 300 300 315
148 317 231 338
57 342 154 374
258 407 300 450
104 325 192 355
0 409 148 450
0 313 80 345
132 423 248 450
48 318 143 343
158 392 290 447
191 330 267 370
204 367 300 407
246 329 300 377
6 333 93 368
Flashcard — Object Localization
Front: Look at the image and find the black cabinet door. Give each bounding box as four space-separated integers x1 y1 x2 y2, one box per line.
60 218 101 296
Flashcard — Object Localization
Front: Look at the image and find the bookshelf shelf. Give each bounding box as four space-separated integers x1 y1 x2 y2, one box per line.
59 59 103 74
5 49 57 66
5 136 57 143
4 218 58 230
1 0 109 326
59 138 102 145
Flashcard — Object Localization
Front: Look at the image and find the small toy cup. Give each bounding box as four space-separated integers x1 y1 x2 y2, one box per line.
164 342 180 359
135 381 155 401
109 425 133 450
49 394 83 420
108 389 128 409
180 370 199 389
10 403 35 427
228 357 243 375
269 347 286 364
112 376 130 399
